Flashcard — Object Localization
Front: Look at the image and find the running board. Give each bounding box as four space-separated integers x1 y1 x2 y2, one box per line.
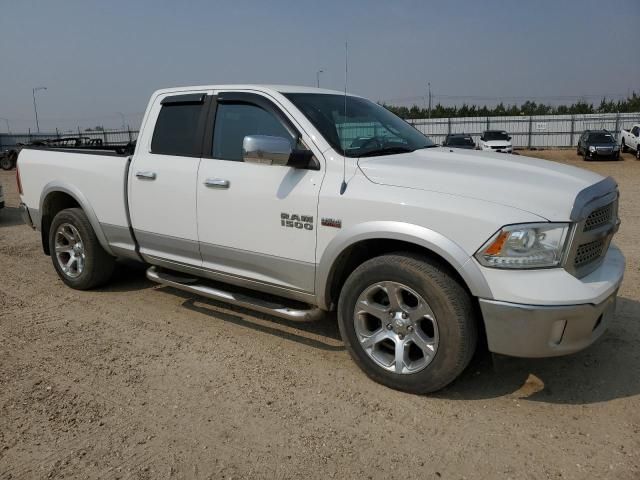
146 266 325 322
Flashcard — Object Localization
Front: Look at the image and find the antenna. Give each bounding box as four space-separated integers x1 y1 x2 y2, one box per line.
340 41 348 195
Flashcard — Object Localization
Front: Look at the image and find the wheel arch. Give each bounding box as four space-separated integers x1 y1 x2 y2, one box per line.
39 182 113 256
316 221 492 311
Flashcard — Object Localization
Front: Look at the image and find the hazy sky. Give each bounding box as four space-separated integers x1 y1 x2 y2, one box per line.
1 0 638 132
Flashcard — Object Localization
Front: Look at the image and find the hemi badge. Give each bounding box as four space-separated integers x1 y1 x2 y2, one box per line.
321 218 342 228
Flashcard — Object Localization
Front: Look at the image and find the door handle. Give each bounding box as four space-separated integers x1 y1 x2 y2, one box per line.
136 171 157 180
204 178 230 189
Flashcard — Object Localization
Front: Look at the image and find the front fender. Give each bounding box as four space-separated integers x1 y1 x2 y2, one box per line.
315 220 492 310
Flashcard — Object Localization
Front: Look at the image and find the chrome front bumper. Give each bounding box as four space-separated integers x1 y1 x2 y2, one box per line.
479 289 618 358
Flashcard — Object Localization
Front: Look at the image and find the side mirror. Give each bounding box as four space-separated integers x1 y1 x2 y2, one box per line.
288 149 315 168
508 136 512 141
480 136 485 141
243 135 316 169
243 135 292 166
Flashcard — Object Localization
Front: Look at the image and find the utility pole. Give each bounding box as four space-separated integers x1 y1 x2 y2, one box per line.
428 82 432 119
316 69 324 88
32 86 47 133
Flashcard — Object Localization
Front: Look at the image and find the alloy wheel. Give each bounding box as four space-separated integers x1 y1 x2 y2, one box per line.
54 223 86 278
353 281 439 374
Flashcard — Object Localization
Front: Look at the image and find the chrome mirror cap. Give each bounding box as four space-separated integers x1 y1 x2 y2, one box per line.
242 135 292 166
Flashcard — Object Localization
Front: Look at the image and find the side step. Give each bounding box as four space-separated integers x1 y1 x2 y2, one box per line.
146 266 325 322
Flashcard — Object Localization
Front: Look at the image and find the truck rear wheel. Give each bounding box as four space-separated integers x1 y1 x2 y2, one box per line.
49 208 115 290
337 253 477 394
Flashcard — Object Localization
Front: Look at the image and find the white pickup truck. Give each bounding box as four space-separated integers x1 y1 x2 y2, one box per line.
620 124 640 159
17 85 625 393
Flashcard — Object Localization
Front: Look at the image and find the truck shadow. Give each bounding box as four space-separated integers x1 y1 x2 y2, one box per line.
96 261 155 293
99 264 639 404
438 296 640 404
172 288 344 352
0 207 26 227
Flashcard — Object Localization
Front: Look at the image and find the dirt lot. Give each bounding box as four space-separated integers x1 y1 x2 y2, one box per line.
1 150 638 479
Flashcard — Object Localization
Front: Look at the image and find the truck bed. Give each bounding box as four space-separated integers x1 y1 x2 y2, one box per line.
18 147 135 256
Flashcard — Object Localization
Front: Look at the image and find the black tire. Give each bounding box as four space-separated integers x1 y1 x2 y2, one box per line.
576 146 582 156
0 156 12 170
621 140 627 153
49 208 115 290
337 253 477 394
636 148 640 160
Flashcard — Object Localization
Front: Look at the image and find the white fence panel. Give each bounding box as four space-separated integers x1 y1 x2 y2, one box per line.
408 112 640 148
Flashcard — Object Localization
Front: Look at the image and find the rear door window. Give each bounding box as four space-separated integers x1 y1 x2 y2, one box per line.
151 95 206 156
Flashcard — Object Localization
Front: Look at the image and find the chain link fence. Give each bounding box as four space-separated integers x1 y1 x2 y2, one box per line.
0 128 137 151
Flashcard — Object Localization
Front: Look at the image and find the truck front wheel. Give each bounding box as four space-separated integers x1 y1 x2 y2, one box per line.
337 253 477 394
49 208 115 290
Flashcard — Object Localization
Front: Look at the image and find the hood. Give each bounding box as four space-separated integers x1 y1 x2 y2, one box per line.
358 147 604 220
483 139 512 146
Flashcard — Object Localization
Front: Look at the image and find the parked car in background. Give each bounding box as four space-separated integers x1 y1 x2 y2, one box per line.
1 139 50 171
0 148 18 170
620 124 640 160
577 130 620 160
479 130 512 153
17 84 625 394
442 133 475 149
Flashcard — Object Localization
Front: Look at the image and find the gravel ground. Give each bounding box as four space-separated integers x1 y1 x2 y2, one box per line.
0 150 638 479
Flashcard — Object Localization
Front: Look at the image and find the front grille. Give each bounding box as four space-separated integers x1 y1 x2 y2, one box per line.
584 203 614 231
574 239 606 268
491 145 507 149
567 197 618 277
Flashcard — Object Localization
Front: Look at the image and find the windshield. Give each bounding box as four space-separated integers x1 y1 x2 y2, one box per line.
588 132 615 143
483 131 510 141
284 93 435 157
447 136 474 146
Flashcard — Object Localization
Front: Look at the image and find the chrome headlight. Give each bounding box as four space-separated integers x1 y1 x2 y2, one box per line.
589 145 596 152
475 223 570 269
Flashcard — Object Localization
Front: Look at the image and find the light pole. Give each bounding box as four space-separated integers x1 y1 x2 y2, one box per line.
316 69 324 88
32 86 47 133
0 117 9 134
116 112 126 130
427 82 432 119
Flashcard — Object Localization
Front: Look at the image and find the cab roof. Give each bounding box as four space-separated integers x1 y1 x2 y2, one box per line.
152 84 351 97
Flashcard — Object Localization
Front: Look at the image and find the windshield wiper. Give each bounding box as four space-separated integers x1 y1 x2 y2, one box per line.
358 146 416 157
